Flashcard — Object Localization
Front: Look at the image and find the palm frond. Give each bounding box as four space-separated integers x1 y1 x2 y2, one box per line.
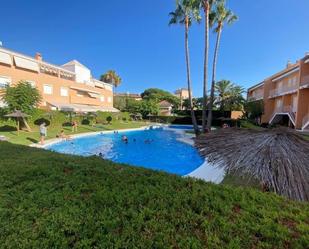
195 128 309 201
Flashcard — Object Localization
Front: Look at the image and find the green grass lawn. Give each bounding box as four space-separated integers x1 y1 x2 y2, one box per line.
0 121 147 145
0 142 308 248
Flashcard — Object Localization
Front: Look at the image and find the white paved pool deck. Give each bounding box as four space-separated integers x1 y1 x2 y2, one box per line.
30 125 225 184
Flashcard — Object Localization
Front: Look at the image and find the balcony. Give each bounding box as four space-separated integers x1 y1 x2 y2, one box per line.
300 75 309 89
40 64 59 77
269 84 298 98
59 70 75 81
248 94 263 102
91 79 113 91
39 62 75 81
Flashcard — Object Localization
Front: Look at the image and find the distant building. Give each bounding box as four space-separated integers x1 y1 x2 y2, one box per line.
114 92 142 101
158 100 173 116
175 88 189 110
0 47 118 112
247 53 309 131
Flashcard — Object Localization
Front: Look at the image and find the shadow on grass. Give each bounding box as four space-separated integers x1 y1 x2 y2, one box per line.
0 125 17 132
26 137 39 144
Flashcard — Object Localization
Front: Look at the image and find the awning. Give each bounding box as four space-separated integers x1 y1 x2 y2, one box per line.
70 86 100 95
88 92 100 98
14 56 39 72
47 102 119 113
0 51 12 65
95 106 120 112
48 102 75 112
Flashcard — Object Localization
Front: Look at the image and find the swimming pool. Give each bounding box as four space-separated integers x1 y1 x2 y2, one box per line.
46 128 204 176
167 125 195 130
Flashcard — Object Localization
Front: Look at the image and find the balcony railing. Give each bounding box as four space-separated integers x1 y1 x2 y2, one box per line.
269 84 298 98
300 75 309 88
59 71 75 81
39 62 75 81
248 95 263 101
272 105 296 124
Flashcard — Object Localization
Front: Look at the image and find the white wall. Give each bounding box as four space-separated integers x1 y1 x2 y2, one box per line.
62 62 91 84
75 64 91 84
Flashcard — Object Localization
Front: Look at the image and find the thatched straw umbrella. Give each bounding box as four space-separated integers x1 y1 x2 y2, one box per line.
195 128 309 201
5 110 31 134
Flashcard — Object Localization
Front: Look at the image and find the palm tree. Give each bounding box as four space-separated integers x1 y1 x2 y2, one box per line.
206 3 237 129
100 70 122 91
196 0 222 133
215 80 245 111
169 0 201 135
215 79 232 111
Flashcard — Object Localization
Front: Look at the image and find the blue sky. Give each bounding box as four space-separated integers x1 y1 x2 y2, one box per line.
1 0 309 96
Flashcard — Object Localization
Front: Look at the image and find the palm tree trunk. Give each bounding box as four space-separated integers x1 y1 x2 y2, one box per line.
207 25 222 129
202 1 210 133
185 16 199 135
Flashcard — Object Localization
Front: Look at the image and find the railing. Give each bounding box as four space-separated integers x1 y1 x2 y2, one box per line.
302 114 309 129
59 70 75 81
269 84 298 98
39 62 75 81
40 64 59 77
248 94 263 101
272 105 296 123
300 75 309 88
91 79 113 91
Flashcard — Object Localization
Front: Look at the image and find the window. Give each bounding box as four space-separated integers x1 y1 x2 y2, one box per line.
100 96 105 102
60 87 68 97
107 97 112 103
0 76 11 89
43 84 53 95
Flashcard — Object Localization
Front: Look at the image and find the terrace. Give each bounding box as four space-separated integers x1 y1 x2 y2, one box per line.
268 82 298 98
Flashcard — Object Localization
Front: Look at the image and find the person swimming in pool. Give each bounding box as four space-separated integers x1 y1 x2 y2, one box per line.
121 135 128 143
144 139 154 144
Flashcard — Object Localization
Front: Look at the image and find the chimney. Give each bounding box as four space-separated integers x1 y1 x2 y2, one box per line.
35 52 42 61
286 60 292 68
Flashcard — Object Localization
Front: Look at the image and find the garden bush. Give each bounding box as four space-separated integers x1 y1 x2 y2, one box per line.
81 119 90 125
106 116 112 124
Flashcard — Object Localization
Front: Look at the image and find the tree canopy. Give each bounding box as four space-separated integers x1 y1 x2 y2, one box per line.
3 81 41 114
141 88 180 108
125 99 158 118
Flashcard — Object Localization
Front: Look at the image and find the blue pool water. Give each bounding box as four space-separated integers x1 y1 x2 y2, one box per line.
47 129 204 175
167 125 194 130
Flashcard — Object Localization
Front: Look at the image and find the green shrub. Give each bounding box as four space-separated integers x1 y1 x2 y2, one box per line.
81 119 90 125
106 116 112 124
33 118 51 126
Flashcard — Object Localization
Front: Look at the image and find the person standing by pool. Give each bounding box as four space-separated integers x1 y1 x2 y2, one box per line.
72 120 78 132
39 122 47 145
